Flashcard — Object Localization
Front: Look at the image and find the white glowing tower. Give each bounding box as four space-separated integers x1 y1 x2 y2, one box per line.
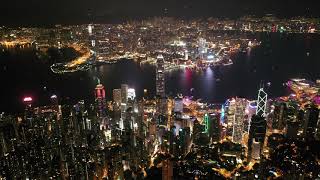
256 88 268 117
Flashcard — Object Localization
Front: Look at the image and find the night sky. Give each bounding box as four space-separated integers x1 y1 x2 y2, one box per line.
0 0 319 26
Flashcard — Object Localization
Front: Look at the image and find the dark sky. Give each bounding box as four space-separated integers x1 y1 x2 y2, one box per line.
0 0 319 26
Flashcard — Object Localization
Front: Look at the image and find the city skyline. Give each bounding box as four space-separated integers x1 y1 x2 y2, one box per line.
1 2 320 179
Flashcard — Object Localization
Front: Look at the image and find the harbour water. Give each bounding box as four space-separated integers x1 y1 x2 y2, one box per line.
1 33 320 113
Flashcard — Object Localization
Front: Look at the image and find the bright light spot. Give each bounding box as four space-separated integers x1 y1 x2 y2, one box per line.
23 97 32 102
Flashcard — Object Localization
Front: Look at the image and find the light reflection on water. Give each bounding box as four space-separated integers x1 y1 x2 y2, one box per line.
1 33 320 112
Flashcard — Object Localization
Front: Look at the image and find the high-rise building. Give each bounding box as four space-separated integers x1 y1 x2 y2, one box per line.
88 24 97 57
174 97 183 113
232 98 247 144
184 50 188 60
95 84 107 118
248 115 266 159
272 102 287 130
162 159 173 180
208 113 221 143
251 140 261 160
256 88 268 117
156 55 165 98
113 89 122 106
121 84 128 104
23 96 34 127
303 105 319 139
127 88 136 101
198 38 207 59
226 99 236 137
286 121 299 139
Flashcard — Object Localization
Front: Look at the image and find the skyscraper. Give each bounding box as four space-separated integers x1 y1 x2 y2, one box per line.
303 105 319 139
23 96 33 127
95 84 106 118
113 89 122 106
248 115 266 159
198 38 207 59
88 24 97 58
232 98 247 144
121 84 128 104
208 113 221 143
156 54 165 98
256 88 268 117
272 102 287 130
127 88 136 101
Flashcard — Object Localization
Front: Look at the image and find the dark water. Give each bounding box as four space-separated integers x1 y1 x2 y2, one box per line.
1 33 320 113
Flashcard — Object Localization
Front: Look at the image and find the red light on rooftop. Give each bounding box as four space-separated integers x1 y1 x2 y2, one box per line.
23 97 33 102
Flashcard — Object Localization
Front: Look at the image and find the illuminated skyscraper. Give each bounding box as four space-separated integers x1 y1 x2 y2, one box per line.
113 89 122 106
174 97 183 113
23 96 34 127
121 84 128 104
232 98 247 144
88 24 97 56
156 54 165 98
198 38 207 59
256 88 268 117
127 88 136 101
95 84 106 118
209 113 221 142
248 115 266 159
303 105 319 139
272 102 286 130
251 140 261 160
88 24 93 36
225 99 236 137
203 114 209 134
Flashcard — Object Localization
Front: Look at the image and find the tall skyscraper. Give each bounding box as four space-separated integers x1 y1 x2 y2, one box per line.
127 88 136 101
113 89 122 106
226 99 236 137
208 113 221 143
156 54 165 98
174 97 183 113
121 84 128 104
23 96 33 127
303 105 319 139
88 24 97 59
95 84 107 118
256 88 268 117
272 102 287 130
248 115 266 159
198 38 207 59
232 98 247 144
251 140 261 160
